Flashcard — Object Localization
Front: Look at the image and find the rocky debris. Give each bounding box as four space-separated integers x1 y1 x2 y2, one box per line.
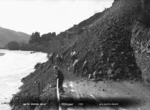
62 0 143 82
131 22 150 84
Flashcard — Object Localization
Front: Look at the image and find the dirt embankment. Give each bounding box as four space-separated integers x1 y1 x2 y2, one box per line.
131 0 150 84
131 22 150 84
63 0 143 81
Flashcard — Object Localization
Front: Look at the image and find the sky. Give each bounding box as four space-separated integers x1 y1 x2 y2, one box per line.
0 0 113 35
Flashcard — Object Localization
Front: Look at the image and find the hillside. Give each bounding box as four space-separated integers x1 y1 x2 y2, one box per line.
55 0 150 83
10 0 150 110
0 27 30 48
62 0 143 81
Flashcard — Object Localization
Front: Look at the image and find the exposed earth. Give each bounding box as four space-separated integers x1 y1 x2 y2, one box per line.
40 68 150 110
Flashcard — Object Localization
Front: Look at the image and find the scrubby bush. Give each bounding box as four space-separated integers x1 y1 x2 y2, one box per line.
6 41 20 50
34 63 42 69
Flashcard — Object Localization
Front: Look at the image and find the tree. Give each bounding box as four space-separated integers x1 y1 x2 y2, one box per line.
6 41 20 50
40 32 56 42
29 32 40 44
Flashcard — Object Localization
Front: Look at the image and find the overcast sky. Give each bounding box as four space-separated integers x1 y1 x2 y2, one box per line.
0 0 113 35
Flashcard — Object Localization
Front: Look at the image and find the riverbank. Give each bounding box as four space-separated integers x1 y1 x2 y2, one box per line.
0 50 48 110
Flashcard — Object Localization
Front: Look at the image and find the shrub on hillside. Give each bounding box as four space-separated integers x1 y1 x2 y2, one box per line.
34 63 42 69
6 41 20 50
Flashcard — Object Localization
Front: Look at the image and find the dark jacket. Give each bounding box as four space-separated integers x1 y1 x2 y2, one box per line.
56 70 64 82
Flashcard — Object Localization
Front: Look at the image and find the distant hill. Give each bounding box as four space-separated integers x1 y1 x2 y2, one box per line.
0 27 30 48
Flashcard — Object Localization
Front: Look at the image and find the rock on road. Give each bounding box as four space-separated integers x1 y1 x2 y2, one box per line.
60 76 150 110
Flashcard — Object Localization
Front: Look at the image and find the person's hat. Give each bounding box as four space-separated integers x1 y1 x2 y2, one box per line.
53 65 59 70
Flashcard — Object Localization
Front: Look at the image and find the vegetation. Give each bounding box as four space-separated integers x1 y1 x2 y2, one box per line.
5 41 20 50
6 32 57 52
0 27 30 48
29 32 56 44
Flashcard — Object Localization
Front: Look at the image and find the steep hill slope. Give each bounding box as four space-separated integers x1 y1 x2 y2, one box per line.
53 0 150 83
55 9 109 51
61 0 147 81
0 27 30 48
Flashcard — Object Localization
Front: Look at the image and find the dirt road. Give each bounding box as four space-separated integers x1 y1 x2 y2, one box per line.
60 77 150 110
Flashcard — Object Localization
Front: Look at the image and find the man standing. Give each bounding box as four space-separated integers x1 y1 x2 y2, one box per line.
53 66 64 93
70 50 77 63
55 54 63 66
48 53 55 64
82 60 89 76
73 59 79 75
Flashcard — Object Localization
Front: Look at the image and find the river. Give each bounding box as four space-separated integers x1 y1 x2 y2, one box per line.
0 49 48 110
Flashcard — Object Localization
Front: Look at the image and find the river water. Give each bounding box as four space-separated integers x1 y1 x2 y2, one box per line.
0 49 48 110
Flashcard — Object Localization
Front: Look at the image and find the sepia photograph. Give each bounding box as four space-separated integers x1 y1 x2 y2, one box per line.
0 0 150 110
